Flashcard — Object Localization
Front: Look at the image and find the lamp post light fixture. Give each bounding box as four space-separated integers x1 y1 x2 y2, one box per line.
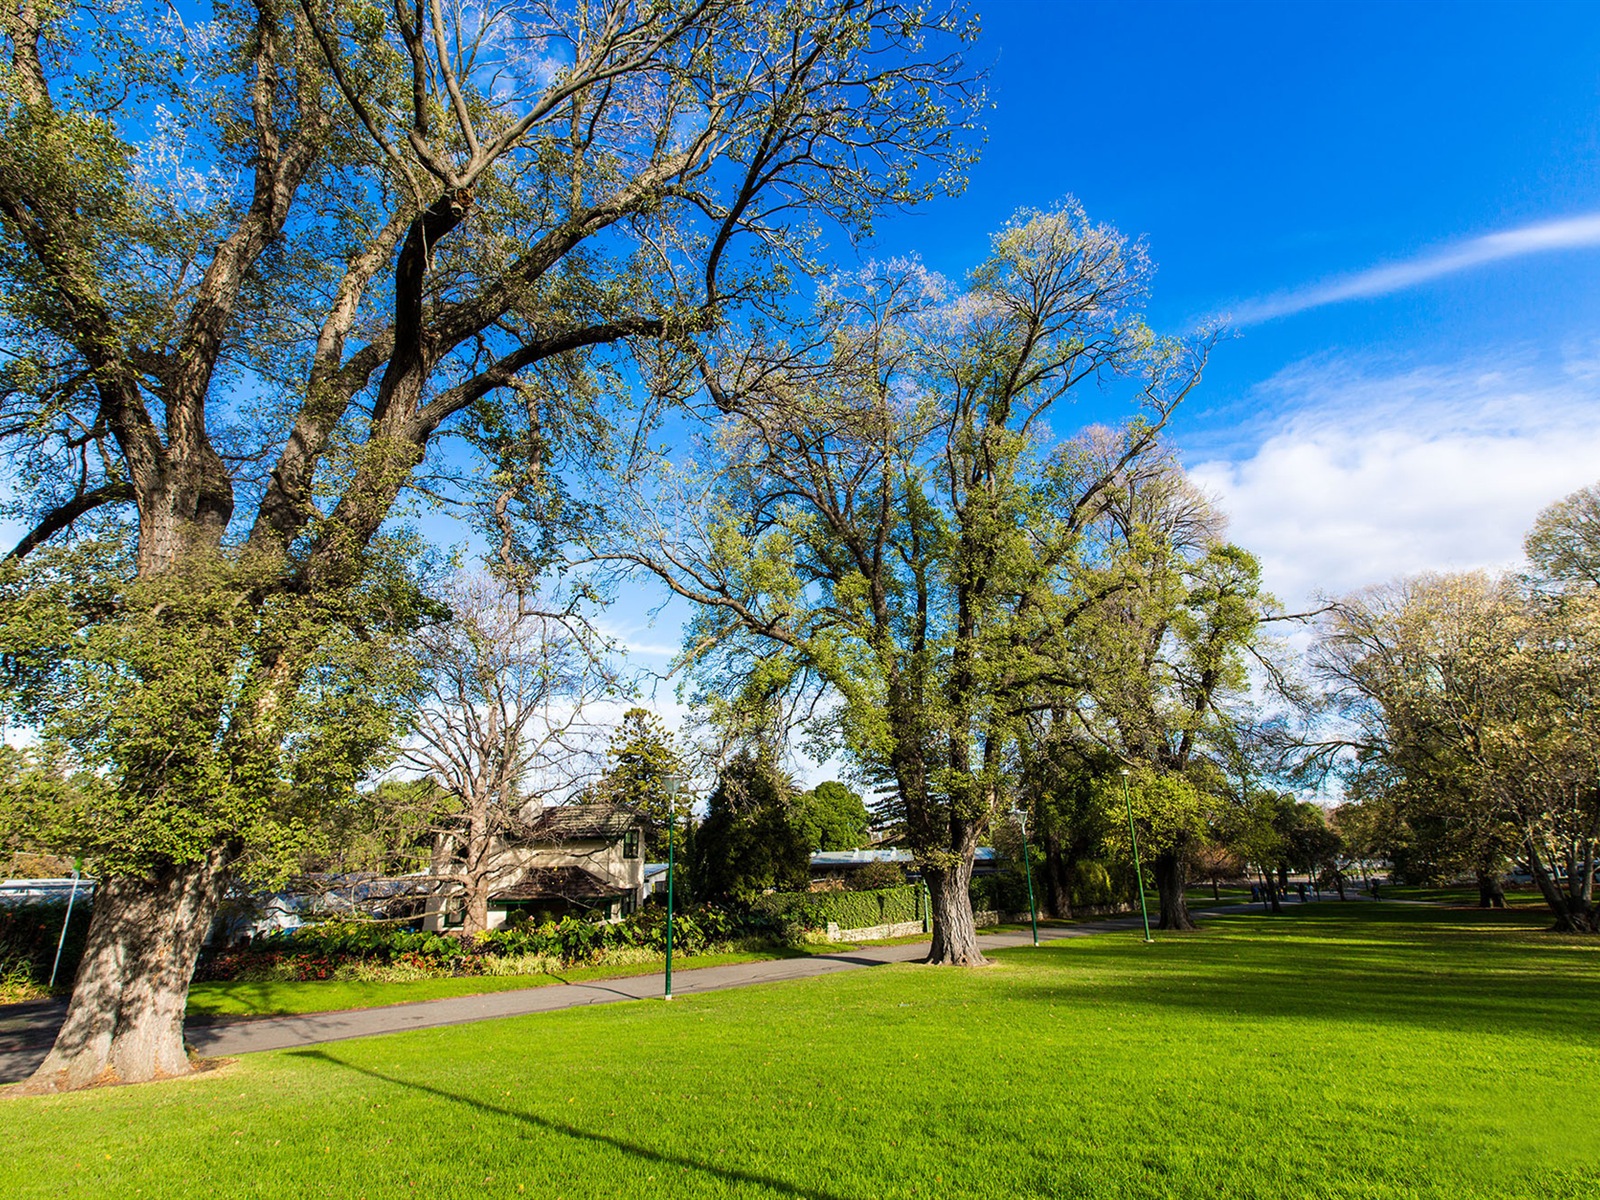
1016 806 1040 946
663 775 679 1001
1120 768 1154 944
48 857 84 989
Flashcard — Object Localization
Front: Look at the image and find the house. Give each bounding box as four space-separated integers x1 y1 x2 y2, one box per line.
424 803 648 931
807 848 916 886
805 847 998 887
0 877 96 906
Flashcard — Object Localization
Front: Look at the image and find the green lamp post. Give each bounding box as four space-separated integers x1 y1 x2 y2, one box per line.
664 775 679 1001
1016 806 1039 946
1120 768 1154 943
48 856 84 989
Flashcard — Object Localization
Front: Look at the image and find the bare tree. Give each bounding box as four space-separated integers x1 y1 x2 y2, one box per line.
399 577 616 934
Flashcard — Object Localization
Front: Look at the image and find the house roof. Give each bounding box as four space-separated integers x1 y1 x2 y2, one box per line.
491 866 626 903
524 803 641 841
809 849 914 868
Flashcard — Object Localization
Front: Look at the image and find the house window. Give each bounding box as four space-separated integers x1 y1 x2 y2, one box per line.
622 893 637 916
622 830 640 860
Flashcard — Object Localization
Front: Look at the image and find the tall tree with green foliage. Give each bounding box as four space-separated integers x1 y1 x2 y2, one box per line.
1315 560 1600 930
1029 459 1271 930
690 751 809 903
794 780 870 850
0 0 978 1090
585 707 692 857
597 203 1212 962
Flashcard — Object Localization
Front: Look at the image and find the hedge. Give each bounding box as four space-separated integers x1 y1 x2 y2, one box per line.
752 885 920 932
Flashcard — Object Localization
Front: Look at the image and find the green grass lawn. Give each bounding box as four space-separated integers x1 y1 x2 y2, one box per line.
1377 885 1551 908
184 948 808 1020
1185 886 1253 905
7 903 1596 1199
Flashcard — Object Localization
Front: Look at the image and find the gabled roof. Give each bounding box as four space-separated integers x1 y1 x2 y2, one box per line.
491 866 626 903
524 803 642 841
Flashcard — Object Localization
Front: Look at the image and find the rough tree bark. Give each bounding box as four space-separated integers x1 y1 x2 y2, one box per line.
1154 850 1195 931
19 854 228 1093
925 857 985 966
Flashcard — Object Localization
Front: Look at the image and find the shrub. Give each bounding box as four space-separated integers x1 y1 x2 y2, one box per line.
846 861 906 891
192 902 770 983
969 872 1031 914
1070 860 1119 907
0 899 94 991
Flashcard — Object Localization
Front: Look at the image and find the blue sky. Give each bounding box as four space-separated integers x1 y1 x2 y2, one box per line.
866 0 1600 608
12 2 1592 780
605 0 1600 765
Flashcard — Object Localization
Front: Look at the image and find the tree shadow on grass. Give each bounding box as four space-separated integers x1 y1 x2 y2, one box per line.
288 1048 856 1200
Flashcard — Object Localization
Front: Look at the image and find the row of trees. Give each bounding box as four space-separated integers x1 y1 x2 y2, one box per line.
0 0 983 1091
1309 483 1600 932
9 0 1582 1100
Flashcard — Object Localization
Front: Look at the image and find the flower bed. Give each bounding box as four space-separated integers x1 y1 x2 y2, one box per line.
193 905 753 984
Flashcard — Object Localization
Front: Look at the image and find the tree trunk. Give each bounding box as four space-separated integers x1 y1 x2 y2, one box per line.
1043 835 1072 919
1475 868 1507 909
1154 851 1195 931
19 856 226 1094
925 858 986 965
463 879 490 936
1527 838 1597 932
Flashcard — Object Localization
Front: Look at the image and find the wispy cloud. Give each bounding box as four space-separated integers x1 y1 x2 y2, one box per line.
1188 351 1600 606
1231 213 1600 325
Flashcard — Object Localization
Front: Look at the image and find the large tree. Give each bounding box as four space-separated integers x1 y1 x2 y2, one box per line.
0 0 977 1090
594 204 1211 962
1031 461 1270 930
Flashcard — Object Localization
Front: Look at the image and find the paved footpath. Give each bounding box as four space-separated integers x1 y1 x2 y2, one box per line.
2 899 1321 1084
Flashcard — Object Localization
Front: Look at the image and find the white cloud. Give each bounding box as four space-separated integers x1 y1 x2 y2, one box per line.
1189 355 1600 607
1231 213 1600 325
